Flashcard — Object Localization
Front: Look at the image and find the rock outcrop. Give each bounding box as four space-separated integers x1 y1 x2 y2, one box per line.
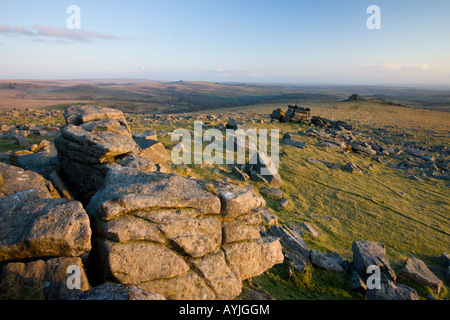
86 166 283 300
0 191 91 262
54 105 169 203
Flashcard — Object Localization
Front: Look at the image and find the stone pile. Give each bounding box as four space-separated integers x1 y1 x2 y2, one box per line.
270 105 311 123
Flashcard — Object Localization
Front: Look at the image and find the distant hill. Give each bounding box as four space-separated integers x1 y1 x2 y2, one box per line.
0 79 449 113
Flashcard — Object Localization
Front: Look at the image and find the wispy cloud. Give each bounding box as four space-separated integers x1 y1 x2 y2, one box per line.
0 23 122 43
0 24 35 36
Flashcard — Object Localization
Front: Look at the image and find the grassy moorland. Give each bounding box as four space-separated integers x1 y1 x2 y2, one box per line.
136 100 449 300
0 81 449 300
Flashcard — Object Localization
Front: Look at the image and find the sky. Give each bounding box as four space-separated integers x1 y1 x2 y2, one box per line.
0 0 449 85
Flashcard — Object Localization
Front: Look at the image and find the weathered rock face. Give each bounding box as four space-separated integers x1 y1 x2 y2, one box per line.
366 280 420 300
55 105 169 203
86 166 283 300
309 250 347 273
398 257 443 294
0 162 57 199
352 240 396 282
133 138 170 165
0 191 92 262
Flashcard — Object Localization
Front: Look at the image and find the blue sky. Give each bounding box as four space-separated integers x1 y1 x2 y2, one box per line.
0 0 449 84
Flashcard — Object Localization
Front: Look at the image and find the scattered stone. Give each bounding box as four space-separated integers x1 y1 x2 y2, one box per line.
134 138 170 165
256 207 278 226
308 158 326 167
309 249 346 273
247 151 282 188
302 222 319 238
133 130 157 141
352 143 377 156
260 187 283 200
231 166 249 181
279 197 289 208
366 280 419 300
439 252 450 267
268 225 309 262
352 241 396 281
399 257 443 294
283 134 307 149
351 270 367 293
284 251 307 274
343 162 361 174
238 282 276 300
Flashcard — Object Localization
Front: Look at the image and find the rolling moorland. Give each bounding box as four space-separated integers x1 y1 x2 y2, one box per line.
0 80 449 300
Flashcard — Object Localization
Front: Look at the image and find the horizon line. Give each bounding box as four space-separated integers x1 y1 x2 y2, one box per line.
1 78 450 89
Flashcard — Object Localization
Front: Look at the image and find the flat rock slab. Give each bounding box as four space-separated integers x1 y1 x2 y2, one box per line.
64 105 129 128
268 225 309 262
87 167 222 221
0 162 55 199
57 124 137 161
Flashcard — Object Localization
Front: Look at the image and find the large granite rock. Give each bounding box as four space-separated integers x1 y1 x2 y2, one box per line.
352 240 396 281
86 166 283 300
0 191 92 262
0 162 57 199
399 257 443 294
